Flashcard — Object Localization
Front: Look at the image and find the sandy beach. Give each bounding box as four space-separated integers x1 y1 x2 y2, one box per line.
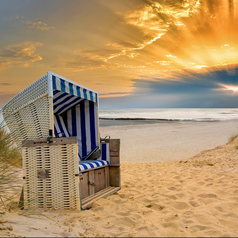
100 119 238 162
1 120 238 237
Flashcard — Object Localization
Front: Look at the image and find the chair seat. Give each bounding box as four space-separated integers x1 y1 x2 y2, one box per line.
79 160 109 172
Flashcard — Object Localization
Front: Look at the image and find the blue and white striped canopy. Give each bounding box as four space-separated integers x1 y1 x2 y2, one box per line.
52 75 98 103
51 73 99 161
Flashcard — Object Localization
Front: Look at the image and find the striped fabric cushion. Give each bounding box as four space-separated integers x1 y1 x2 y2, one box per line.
79 160 109 172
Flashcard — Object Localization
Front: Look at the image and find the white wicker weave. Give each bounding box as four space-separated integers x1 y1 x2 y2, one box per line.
22 143 80 210
2 74 48 118
2 71 99 150
2 74 50 148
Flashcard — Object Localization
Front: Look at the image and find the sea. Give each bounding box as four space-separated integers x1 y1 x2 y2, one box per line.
1 108 238 126
99 108 238 122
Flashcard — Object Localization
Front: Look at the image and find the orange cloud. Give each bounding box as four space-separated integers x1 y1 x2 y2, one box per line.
61 50 120 72
25 20 54 31
105 0 200 62
100 92 131 98
0 42 43 70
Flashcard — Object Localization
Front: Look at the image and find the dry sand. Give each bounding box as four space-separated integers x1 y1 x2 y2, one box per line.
1 120 238 237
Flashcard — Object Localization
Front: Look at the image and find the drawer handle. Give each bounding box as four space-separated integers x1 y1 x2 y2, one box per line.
88 181 95 186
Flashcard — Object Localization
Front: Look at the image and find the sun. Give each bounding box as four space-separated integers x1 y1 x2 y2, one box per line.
219 84 238 93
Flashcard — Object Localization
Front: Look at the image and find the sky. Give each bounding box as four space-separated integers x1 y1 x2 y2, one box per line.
0 0 238 108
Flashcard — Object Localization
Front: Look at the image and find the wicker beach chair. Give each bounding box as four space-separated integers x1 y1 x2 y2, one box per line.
1 72 120 210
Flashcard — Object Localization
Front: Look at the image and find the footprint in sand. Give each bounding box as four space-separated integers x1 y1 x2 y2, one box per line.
197 181 205 185
145 203 165 211
197 193 219 204
118 193 126 199
170 201 190 210
194 213 217 227
162 194 177 200
168 186 177 191
161 222 177 228
135 226 152 237
218 218 238 231
112 217 136 227
174 193 185 199
136 225 158 237
233 189 238 195
214 206 225 212
190 224 211 232
116 212 130 216
223 212 238 219
197 193 218 199
226 201 238 213
92 206 104 212
142 198 153 203
215 189 229 196
183 211 194 217
204 178 213 182
164 215 180 223
189 200 201 207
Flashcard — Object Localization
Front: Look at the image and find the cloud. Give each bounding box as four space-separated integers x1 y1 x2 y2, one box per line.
61 49 125 71
62 0 195 71
62 53 116 72
133 64 238 93
6 16 54 31
100 64 238 108
62 0 238 74
100 92 131 98
105 0 200 62
104 0 238 73
0 60 12 70
0 42 43 70
25 20 54 31
61 49 148 71
0 83 11 86
107 41 142 49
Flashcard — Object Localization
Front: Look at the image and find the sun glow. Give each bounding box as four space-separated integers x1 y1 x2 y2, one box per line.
1 0 238 103
219 84 238 93
101 0 238 81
